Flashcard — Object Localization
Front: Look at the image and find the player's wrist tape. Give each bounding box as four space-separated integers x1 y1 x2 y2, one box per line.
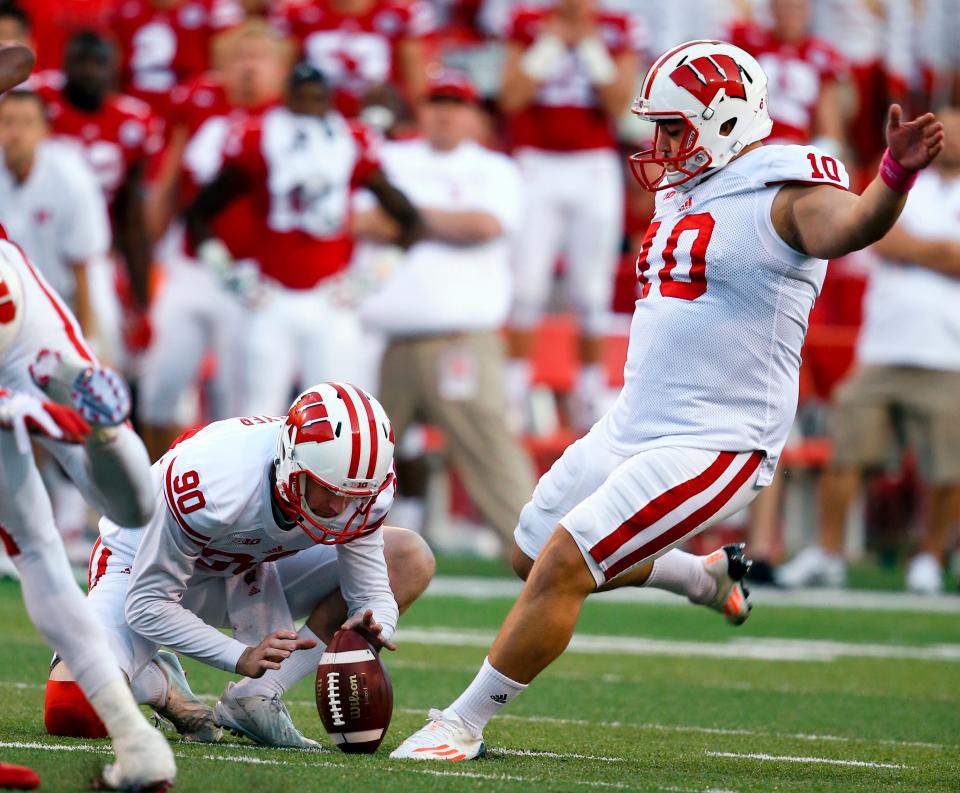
879 148 918 193
576 37 617 85
520 33 566 81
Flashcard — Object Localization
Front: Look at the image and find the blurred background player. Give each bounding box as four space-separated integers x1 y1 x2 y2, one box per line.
139 19 289 460
279 0 432 119
1 42 175 782
108 0 243 119
729 0 849 156
30 31 163 364
184 61 421 416
355 70 535 552
0 91 110 345
0 88 116 556
778 107 960 595
48 383 434 749
499 0 643 431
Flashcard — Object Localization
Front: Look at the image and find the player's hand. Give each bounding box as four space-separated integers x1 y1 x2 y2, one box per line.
886 104 945 171
342 609 397 652
236 630 318 678
0 390 91 453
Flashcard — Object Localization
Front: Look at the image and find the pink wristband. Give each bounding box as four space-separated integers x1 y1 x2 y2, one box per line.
878 148 918 193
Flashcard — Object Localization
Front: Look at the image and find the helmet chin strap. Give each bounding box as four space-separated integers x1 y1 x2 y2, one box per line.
666 150 712 192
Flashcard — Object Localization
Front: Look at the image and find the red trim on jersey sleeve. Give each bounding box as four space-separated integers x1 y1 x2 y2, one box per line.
18 250 94 363
348 121 382 187
163 457 211 546
0 526 20 557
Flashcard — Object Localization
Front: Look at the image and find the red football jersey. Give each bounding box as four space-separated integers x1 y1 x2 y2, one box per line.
109 0 242 118
30 70 163 203
280 0 433 117
729 22 848 144
222 106 380 289
25 0 113 72
505 6 644 152
172 73 268 261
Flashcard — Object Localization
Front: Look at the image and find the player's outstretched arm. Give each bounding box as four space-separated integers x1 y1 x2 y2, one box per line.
773 105 945 260
0 44 35 93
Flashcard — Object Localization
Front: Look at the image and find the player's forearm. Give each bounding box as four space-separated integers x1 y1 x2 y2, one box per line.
351 207 402 244
366 171 424 247
593 54 639 119
499 45 544 113
422 209 503 244
125 587 247 672
337 537 400 641
115 173 152 308
71 264 97 342
0 44 35 93
872 232 960 277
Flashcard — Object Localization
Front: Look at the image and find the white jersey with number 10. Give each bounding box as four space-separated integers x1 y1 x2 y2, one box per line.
603 144 849 485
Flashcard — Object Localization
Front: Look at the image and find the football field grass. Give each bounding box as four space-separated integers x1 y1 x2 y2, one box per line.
1 577 958 793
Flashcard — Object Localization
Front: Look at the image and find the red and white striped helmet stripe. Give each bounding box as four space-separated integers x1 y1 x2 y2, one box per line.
330 382 380 481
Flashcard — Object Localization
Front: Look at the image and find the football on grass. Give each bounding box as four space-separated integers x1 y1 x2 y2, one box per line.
315 629 393 753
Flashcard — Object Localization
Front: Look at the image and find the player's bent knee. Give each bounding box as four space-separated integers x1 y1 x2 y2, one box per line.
526 526 596 596
511 543 534 581
384 528 436 593
44 679 108 738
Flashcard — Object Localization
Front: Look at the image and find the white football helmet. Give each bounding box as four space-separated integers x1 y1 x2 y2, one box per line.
630 40 772 192
275 382 395 544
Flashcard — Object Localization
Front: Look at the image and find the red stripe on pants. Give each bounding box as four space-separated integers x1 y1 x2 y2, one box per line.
589 451 737 564
601 451 763 581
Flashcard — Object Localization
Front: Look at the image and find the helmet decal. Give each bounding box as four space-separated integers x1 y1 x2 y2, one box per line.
670 54 748 106
274 382 395 544
288 391 336 445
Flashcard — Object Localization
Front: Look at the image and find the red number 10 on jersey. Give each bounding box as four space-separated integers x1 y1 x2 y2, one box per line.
636 212 715 301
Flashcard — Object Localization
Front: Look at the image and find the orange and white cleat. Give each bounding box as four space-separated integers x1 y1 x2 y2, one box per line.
389 708 485 762
701 543 753 626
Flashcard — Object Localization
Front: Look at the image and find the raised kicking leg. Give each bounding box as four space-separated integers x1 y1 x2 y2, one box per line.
392 447 762 760
0 431 175 790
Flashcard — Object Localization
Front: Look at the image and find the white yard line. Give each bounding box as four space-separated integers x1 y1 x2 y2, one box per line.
426 576 960 613
705 751 910 770
2 682 948 751
396 626 960 663
0 741 653 791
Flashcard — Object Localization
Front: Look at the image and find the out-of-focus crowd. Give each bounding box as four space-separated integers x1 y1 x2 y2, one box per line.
1 0 959 592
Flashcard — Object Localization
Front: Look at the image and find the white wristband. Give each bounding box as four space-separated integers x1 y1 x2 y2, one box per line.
576 36 617 85
520 33 566 82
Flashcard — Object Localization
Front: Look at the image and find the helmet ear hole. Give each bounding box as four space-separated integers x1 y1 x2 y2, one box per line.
719 118 737 136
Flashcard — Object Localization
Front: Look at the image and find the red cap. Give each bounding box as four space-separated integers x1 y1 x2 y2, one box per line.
426 70 479 104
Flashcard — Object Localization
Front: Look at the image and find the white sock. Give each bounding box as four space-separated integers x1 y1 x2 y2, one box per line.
230 625 327 699
643 549 715 604
88 678 152 738
130 661 168 708
449 657 526 737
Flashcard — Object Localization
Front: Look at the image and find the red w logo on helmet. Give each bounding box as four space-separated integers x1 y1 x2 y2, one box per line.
288 391 335 444
0 278 15 324
670 54 747 106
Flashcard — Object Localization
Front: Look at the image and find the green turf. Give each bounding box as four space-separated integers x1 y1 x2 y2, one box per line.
1 579 958 792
